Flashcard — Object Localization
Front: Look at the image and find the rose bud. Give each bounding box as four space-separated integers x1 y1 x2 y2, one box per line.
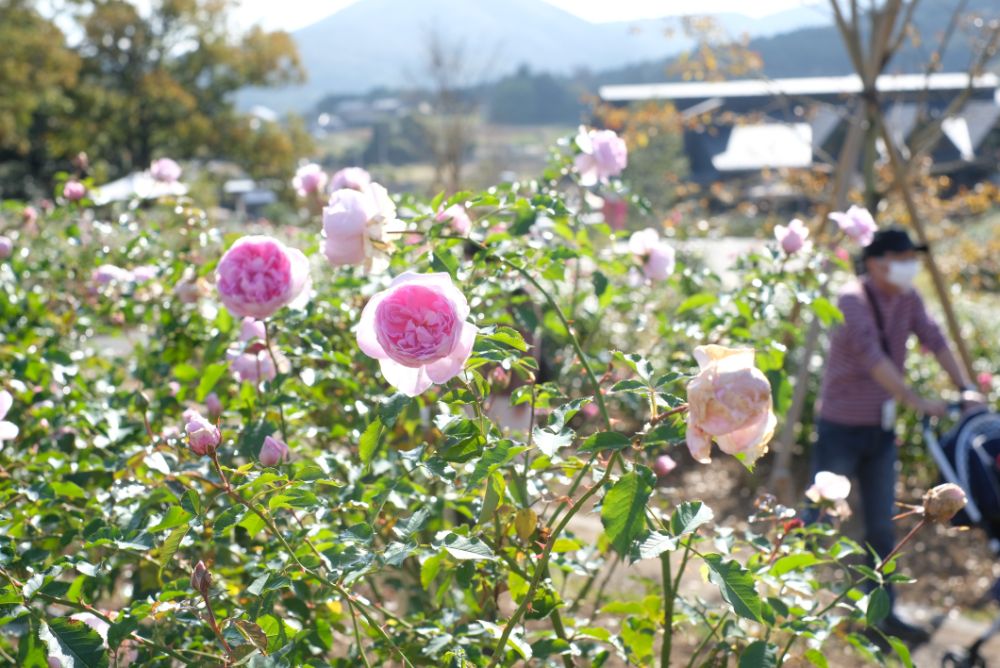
0 236 13 260
185 411 221 456
191 560 211 596
63 180 87 202
653 454 677 478
922 483 967 524
258 435 290 467
205 393 223 419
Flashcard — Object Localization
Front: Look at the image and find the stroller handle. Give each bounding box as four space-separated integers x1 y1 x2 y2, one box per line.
921 402 965 431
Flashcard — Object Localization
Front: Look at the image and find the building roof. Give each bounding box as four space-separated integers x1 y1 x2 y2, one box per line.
92 172 188 205
600 72 1000 103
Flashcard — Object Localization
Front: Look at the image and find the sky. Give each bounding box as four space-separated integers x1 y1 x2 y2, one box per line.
236 0 823 32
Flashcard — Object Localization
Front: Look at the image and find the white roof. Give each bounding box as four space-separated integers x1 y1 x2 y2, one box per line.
712 123 813 171
600 72 1000 103
92 172 188 205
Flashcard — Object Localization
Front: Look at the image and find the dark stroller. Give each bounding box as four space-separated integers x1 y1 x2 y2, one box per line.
924 408 1000 667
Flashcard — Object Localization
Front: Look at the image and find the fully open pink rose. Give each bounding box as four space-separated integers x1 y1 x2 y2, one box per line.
330 166 372 192
292 163 328 197
574 127 627 186
63 181 86 202
357 272 477 396
0 390 18 445
806 471 851 503
436 204 472 235
323 183 403 272
829 205 877 247
259 435 290 466
216 236 309 319
150 158 182 183
775 218 810 254
686 345 776 466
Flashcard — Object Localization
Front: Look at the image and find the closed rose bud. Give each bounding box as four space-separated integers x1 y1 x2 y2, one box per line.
63 181 86 202
922 483 966 524
653 454 677 478
185 411 220 456
191 560 211 595
258 435 290 466
0 236 12 260
205 393 223 418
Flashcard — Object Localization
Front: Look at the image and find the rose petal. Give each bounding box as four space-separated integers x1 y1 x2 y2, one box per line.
388 272 470 320
685 419 713 464
0 391 11 420
378 359 434 397
0 421 17 440
425 321 477 383
356 290 391 359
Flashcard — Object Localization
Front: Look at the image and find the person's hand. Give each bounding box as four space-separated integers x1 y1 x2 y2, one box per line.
959 389 986 413
916 397 949 418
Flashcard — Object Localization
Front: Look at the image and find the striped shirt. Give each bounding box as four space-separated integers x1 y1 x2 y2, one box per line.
818 277 947 426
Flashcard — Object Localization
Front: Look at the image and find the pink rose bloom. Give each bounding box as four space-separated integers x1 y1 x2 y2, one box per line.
131 265 157 282
774 218 810 255
686 345 777 466
603 197 628 229
258 435 290 466
292 163 328 197
653 454 677 478
330 166 372 192
22 206 38 225
63 181 86 202
227 345 285 383
215 235 310 319
628 228 660 256
574 127 627 186
92 264 133 286
174 276 208 303
805 471 851 503
834 247 850 262
628 228 675 281
323 184 403 272
0 236 12 260
240 317 266 342
977 371 992 392
357 272 477 397
150 158 182 183
0 390 18 446
436 204 472 235
185 410 220 456
205 392 223 418
829 205 877 247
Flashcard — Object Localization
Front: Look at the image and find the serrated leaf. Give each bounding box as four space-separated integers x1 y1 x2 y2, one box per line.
214 506 246 534
703 554 762 621
148 506 192 533
532 428 573 458
40 617 109 668
157 525 188 581
579 431 631 453
670 501 714 536
631 531 677 561
804 648 829 668
739 640 778 668
770 553 823 576
865 587 890 627
483 327 529 352
886 635 913 668
435 532 496 561
359 418 383 465
601 467 655 556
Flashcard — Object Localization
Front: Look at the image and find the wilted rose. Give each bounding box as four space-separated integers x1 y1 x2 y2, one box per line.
685 345 777 465
922 483 967 523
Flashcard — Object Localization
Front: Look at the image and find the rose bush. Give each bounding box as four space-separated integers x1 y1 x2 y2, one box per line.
0 127 970 667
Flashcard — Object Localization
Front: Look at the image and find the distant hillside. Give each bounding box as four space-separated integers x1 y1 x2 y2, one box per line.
238 0 830 113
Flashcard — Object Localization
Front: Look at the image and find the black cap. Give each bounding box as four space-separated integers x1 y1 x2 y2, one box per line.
861 227 928 259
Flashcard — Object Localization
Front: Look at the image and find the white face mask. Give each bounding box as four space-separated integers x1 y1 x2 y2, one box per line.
886 259 920 288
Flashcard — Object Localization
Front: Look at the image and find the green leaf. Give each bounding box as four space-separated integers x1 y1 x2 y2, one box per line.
51 482 87 499
579 431 631 453
148 506 193 533
631 531 677 561
601 467 655 557
811 296 844 326
107 616 138 651
17 618 49 668
359 418 384 465
670 501 714 536
196 362 229 401
703 554 762 621
532 427 573 458
482 326 529 352
157 525 188 581
477 471 504 527
431 249 459 278
40 617 109 668
770 553 823 576
213 506 246 534
435 532 496 561
804 648 829 668
467 440 525 489
886 635 913 668
865 587 890 627
171 363 199 382
739 640 778 668
676 292 717 315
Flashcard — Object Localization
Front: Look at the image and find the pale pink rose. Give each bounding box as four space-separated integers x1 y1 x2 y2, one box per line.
92 264 133 286
0 390 18 445
774 218 810 255
258 435 290 466
240 317 266 342
0 236 12 260
643 243 675 280
923 483 967 523
829 205 877 247
574 127 627 186
227 345 286 383
329 166 372 192
628 228 660 256
150 158 182 183
22 206 38 226
685 345 777 465
357 272 477 396
805 471 851 503
131 265 157 282
653 454 677 477
323 184 403 273
977 371 992 392
63 180 86 202
174 276 209 304
205 392 223 418
436 204 472 235
292 163 328 197
215 235 310 319
185 410 220 456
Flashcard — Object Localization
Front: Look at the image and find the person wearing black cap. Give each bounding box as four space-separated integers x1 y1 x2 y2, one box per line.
812 225 980 644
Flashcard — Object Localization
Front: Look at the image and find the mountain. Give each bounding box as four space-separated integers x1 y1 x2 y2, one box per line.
239 0 830 112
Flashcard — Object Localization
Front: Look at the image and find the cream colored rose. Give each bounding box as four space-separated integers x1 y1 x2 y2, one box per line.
685 345 777 465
